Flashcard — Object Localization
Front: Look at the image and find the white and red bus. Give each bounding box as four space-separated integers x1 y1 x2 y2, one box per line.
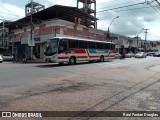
44 37 116 64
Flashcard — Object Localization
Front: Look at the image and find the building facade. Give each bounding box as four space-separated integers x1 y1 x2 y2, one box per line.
8 19 107 59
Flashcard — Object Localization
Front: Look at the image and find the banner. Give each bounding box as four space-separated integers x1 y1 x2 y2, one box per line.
0 111 159 118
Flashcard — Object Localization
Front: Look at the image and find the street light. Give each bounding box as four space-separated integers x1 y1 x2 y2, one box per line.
107 16 119 41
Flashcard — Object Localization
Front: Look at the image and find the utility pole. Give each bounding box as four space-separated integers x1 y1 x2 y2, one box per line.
2 21 4 52
30 0 33 60
135 35 139 48
25 0 44 60
143 28 149 51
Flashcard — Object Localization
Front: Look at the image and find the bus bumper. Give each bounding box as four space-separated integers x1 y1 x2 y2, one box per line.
44 56 57 63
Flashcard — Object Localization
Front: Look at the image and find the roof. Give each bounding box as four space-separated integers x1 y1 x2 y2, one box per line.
48 36 114 44
8 5 98 30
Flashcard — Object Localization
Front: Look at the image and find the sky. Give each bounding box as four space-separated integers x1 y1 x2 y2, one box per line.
0 0 160 41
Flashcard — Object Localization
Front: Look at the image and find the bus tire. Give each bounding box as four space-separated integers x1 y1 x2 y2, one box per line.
69 57 76 65
100 56 104 62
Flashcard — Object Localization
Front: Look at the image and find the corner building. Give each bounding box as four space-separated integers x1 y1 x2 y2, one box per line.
8 5 108 59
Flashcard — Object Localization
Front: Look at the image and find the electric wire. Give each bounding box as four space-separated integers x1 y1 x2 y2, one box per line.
97 0 140 11
149 0 160 15
96 0 141 6
97 2 146 13
97 5 159 14
152 0 160 10
0 4 22 18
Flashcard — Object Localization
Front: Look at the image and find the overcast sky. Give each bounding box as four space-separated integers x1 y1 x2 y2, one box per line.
0 0 160 41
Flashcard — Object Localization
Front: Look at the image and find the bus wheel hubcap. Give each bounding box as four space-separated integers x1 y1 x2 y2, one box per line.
70 58 75 64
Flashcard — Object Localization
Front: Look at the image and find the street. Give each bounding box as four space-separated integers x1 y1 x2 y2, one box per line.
0 57 160 119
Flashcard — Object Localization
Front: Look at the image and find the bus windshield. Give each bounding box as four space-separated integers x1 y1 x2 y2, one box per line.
44 38 59 56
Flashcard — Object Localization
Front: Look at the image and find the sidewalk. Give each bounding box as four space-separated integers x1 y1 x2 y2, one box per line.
26 59 46 63
11 59 46 64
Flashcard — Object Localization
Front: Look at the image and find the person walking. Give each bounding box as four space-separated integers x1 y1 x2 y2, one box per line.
22 53 27 63
13 53 16 63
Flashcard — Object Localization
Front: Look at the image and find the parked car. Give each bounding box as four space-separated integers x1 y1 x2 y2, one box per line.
153 52 160 57
135 52 147 58
0 55 3 63
147 52 156 56
2 53 14 61
115 53 122 59
125 52 135 58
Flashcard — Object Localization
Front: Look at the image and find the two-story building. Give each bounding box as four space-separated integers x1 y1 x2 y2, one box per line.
1 5 110 59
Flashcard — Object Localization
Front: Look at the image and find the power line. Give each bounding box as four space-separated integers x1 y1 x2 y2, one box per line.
152 0 160 10
149 0 160 15
97 5 159 14
96 0 140 6
97 0 139 11
97 2 145 13
0 4 22 17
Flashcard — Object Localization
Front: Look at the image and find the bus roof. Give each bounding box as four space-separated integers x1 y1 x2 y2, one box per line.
49 37 115 44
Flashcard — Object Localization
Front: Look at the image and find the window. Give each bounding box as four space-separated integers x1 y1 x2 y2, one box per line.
68 39 78 49
88 42 96 49
79 41 88 49
104 43 110 49
96 42 104 49
110 44 115 50
58 39 68 53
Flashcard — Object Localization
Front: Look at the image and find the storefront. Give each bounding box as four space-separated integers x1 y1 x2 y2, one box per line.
21 34 54 59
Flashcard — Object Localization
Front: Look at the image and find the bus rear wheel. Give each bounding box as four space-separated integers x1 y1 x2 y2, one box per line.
69 57 76 65
100 56 104 62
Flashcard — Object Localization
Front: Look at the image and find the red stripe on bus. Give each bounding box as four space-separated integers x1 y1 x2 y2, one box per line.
109 55 115 57
66 49 87 54
58 57 69 59
74 49 87 53
77 56 88 58
89 56 99 58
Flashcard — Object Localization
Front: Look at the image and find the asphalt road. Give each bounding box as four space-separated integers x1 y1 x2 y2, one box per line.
0 56 160 120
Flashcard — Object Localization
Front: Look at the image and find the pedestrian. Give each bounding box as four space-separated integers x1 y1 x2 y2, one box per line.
22 53 26 63
13 53 16 63
25 53 28 63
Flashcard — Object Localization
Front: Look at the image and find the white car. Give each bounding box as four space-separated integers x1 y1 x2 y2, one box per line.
125 53 135 58
135 52 147 58
0 55 3 63
115 53 122 59
2 53 13 61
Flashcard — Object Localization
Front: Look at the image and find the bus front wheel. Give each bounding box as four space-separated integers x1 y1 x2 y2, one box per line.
69 57 76 65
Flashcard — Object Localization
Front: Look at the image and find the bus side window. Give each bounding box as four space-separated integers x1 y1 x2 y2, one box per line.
68 39 78 49
88 42 95 49
79 41 88 49
96 42 102 49
59 39 67 53
104 43 110 49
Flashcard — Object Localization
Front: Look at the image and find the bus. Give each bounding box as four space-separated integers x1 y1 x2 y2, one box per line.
44 37 116 64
